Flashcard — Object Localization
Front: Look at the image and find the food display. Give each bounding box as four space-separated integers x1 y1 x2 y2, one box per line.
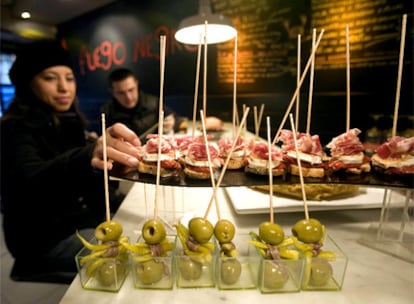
248 222 303 293
218 136 248 170
245 140 287 176
183 142 222 179
277 129 327 178
371 136 414 175
214 219 243 287
75 220 129 291
326 128 371 174
174 217 216 287
122 219 175 289
138 135 182 177
290 218 348 290
250 184 360 201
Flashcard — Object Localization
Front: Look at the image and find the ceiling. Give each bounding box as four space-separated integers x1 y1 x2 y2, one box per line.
1 0 117 41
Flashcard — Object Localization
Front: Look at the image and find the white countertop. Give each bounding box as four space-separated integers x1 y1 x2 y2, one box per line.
60 182 414 304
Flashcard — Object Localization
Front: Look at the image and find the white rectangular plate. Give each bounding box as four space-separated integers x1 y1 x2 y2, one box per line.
224 186 397 214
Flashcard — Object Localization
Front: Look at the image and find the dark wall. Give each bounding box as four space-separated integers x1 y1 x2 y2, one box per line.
59 0 413 145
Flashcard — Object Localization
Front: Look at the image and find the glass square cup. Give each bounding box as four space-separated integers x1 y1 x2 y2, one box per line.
175 237 217 288
75 237 129 292
130 235 176 290
300 235 348 291
258 254 304 293
216 234 260 290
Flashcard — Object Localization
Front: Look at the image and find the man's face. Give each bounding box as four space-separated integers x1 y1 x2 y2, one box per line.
110 76 139 109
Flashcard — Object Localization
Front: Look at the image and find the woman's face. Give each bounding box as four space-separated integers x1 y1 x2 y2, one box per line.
31 66 76 112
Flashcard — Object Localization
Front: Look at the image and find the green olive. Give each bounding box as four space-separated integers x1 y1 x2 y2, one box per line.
291 218 324 243
258 221 285 245
142 219 167 244
214 219 236 243
188 217 213 244
94 221 123 242
177 257 202 280
309 258 333 286
220 258 241 285
96 260 125 286
136 259 164 285
263 261 289 289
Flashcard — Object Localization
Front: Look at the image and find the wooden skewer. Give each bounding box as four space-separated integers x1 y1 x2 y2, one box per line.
296 34 301 132
392 14 407 138
266 116 274 223
254 104 265 138
192 35 202 138
346 24 351 132
254 106 258 136
306 28 316 135
101 113 111 222
154 35 167 220
154 111 164 221
199 110 220 221
204 107 250 219
203 21 208 123
257 104 264 137
289 113 309 220
272 29 325 145
232 33 238 139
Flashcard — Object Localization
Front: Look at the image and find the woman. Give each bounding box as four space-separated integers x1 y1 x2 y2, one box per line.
0 40 141 283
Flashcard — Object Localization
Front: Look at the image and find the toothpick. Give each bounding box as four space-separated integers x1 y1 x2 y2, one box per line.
192 34 202 138
296 34 301 132
258 104 264 137
392 14 407 138
289 113 309 220
346 24 351 132
254 106 258 136
101 113 111 222
199 110 220 221
159 35 166 114
204 107 250 219
272 29 325 145
154 111 164 220
306 28 316 135
154 35 167 220
203 21 208 123
254 104 265 138
232 33 238 139
266 116 274 223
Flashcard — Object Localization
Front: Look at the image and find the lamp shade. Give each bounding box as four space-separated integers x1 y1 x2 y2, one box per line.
174 0 237 45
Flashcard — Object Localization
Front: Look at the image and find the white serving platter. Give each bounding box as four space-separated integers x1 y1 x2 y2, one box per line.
224 186 409 214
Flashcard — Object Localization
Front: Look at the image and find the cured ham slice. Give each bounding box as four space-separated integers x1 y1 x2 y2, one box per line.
326 128 371 174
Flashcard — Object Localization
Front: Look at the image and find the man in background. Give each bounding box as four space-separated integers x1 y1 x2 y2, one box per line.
101 68 223 140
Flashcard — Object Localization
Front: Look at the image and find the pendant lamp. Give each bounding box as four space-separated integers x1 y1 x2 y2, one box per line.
175 0 237 45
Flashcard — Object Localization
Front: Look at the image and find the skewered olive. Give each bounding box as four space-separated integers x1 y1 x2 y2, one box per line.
188 217 213 244
177 257 202 280
291 218 324 243
220 258 241 285
263 261 289 289
309 258 333 286
142 219 167 244
136 259 164 285
214 219 236 243
96 260 125 286
94 221 123 242
259 221 285 245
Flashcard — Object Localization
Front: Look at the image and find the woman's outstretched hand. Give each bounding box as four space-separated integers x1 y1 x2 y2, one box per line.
92 123 142 170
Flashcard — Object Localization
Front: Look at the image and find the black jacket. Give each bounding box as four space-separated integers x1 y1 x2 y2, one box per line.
1 100 106 258
101 91 185 140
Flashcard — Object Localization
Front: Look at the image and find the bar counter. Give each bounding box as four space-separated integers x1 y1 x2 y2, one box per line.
60 182 414 304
